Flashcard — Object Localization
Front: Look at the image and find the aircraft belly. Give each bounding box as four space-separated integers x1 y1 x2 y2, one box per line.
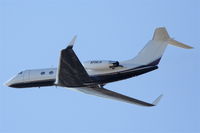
9 79 56 88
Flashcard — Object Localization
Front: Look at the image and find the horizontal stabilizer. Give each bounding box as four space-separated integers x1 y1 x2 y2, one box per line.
153 27 193 49
168 38 193 49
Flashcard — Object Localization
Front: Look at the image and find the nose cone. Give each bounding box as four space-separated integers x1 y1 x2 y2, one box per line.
4 79 13 87
5 71 24 88
4 75 19 87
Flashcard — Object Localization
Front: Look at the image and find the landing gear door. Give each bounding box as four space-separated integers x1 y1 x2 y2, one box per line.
23 70 30 82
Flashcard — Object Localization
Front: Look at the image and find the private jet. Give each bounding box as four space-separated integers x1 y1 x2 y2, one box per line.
5 27 193 106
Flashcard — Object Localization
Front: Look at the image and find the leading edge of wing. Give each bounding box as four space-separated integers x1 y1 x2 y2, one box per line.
79 87 163 107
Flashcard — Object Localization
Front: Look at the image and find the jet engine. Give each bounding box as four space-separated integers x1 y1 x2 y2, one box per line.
83 60 122 70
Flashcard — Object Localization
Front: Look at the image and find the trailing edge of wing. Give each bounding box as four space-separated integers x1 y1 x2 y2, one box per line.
79 87 163 107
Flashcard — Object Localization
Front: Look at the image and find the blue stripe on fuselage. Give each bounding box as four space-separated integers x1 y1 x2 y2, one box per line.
90 65 158 84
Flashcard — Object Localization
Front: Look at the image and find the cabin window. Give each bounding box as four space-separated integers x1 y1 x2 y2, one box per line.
49 71 54 75
40 72 45 75
18 71 23 74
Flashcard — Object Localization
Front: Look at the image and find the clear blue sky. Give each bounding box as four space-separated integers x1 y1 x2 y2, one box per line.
0 0 199 133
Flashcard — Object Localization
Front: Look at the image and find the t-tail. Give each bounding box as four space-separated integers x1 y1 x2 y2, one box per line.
124 27 193 66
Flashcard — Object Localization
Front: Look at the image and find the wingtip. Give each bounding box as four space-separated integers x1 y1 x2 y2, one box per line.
152 94 163 106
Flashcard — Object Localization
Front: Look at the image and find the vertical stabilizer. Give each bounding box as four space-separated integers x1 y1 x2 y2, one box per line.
123 27 193 66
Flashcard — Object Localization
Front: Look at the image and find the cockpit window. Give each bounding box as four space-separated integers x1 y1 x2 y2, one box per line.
18 71 23 74
49 71 54 74
40 72 45 75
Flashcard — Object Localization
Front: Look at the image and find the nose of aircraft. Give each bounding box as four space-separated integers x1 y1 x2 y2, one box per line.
4 79 12 87
5 71 24 88
4 75 18 87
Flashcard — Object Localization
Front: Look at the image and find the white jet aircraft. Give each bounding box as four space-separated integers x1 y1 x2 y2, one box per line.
5 27 193 106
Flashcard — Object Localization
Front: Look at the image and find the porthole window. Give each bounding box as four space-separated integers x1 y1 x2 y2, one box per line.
49 71 54 75
40 72 45 75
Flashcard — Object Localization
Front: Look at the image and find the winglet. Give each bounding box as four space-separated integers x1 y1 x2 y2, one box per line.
67 35 77 49
152 94 163 106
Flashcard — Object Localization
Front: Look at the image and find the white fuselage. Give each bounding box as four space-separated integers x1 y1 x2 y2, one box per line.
5 60 158 88
5 68 57 87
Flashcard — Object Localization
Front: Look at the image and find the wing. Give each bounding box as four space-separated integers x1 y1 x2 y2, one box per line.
56 36 92 87
78 86 163 107
56 36 162 106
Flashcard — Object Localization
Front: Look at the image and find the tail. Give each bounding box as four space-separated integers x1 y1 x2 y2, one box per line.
126 27 193 66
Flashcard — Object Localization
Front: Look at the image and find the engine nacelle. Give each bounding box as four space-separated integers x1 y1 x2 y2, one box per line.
83 60 121 70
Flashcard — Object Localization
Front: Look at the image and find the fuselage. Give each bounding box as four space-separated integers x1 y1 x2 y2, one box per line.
5 63 158 88
4 28 192 106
